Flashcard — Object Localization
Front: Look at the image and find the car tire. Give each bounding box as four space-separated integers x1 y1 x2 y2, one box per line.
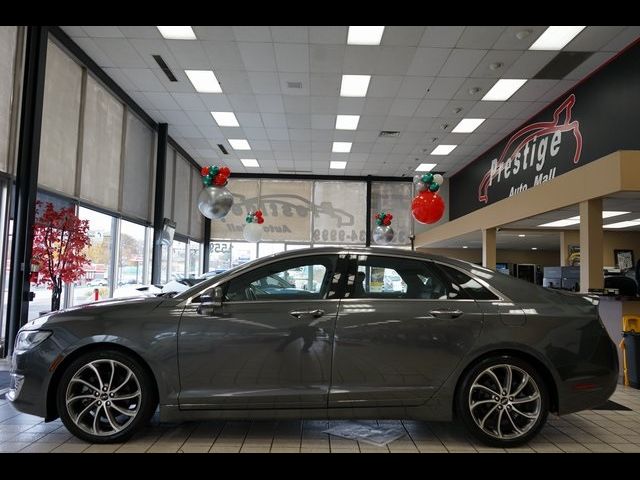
56 349 157 444
456 355 549 448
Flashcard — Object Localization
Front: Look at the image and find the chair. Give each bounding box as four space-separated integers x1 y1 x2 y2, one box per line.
604 275 638 297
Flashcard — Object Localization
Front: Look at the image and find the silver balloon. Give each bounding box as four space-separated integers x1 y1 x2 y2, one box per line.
415 181 428 192
372 225 395 245
432 173 444 186
198 186 234 220
243 222 264 242
413 174 423 185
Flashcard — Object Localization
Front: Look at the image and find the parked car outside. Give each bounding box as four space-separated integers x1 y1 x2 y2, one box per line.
8 247 618 447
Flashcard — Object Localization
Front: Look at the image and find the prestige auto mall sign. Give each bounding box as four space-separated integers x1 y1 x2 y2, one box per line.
478 94 583 203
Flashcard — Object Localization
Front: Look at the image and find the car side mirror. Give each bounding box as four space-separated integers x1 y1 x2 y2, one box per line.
200 287 223 307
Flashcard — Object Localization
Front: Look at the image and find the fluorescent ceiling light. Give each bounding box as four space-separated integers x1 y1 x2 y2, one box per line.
415 163 437 172
211 112 239 127
482 79 527 101
603 211 630 218
531 247 538 250
347 26 385 45
332 142 352 153
452 118 486 133
529 26 586 51
228 139 251 150
431 145 457 155
518 234 526 237
340 75 371 97
185 70 222 93
240 159 259 168
157 26 196 40
539 219 580 227
335 115 360 130
462 246 469 249
604 219 640 229
330 161 347 169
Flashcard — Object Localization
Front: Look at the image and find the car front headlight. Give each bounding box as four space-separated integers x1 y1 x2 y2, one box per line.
14 330 52 351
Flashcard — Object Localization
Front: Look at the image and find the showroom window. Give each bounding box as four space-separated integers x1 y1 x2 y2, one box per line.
170 239 188 280
0 180 11 343
209 241 232 272
187 240 202 278
258 242 285 258
116 220 147 287
72 206 116 306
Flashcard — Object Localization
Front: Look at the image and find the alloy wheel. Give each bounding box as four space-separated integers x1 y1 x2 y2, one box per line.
65 359 142 437
468 363 542 440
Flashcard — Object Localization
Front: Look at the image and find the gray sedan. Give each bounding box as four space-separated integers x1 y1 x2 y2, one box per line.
8 247 618 447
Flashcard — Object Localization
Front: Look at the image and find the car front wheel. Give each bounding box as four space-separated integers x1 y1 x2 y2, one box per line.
457 356 549 447
56 349 157 444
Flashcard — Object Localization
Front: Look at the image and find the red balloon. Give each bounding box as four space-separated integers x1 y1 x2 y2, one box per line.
383 218 391 226
200 166 210 177
258 218 264 224
219 166 231 178
255 209 262 216
213 174 226 186
411 191 445 224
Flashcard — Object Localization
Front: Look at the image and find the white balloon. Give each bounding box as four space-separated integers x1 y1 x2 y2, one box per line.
412 174 423 185
416 181 428 192
433 174 444 186
243 222 264 242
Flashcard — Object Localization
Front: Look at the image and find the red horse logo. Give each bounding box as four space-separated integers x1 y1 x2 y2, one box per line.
478 94 583 203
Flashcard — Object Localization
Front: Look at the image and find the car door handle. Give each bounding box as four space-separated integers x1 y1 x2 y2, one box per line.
289 309 325 319
309 309 325 318
429 309 464 319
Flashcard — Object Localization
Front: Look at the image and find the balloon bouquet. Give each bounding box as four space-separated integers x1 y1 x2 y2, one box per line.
411 173 445 224
243 210 265 242
198 165 233 219
372 211 394 245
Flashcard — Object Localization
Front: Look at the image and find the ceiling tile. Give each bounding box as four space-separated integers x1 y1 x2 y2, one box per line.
238 42 277 71
256 95 285 113
165 40 210 69
311 114 333 130
171 93 207 111
456 26 507 49
419 26 465 47
274 43 310 72
191 26 236 41
343 46 380 74
310 96 339 114
308 26 347 45
201 41 245 70
247 71 281 94
80 26 124 38
160 109 193 125
469 49 523 78
338 98 366 114
215 71 253 94
232 26 272 42
261 113 287 128
185 110 215 126
236 113 264 127
602 26 640 51
389 98 419 117
72 37 116 68
270 26 309 44
504 50 557 78
508 79 558 101
227 94 259 112
309 74 340 96
397 76 433 98
199 93 233 111
309 44 345 73
382 26 426 46
564 51 616 80
361 98 392 115
60 26 87 37
490 101 534 119
143 92 181 110
367 75 404 98
439 49 488 77
407 48 451 76
566 26 626 52
278 73 310 95
492 26 548 50
283 96 310 114
414 99 449 117
375 47 417 75
424 76 466 99
129 38 181 70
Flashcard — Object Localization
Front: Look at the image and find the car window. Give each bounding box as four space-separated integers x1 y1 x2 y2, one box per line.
225 256 336 302
350 256 460 300
436 264 500 300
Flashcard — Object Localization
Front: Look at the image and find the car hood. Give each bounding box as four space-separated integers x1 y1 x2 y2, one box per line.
24 296 170 329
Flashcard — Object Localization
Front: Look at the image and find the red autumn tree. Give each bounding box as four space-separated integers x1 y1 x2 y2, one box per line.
30 201 91 311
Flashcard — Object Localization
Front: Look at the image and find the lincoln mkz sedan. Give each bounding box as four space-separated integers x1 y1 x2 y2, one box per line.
8 247 618 447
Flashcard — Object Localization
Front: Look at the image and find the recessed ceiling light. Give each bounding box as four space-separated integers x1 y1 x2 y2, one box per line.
335 115 360 130
529 26 586 51
185 70 222 93
462 246 469 249
347 26 385 45
603 211 630 218
452 118 486 133
518 234 526 237
431 145 457 155
332 142 352 153
516 29 532 40
340 75 371 97
330 161 347 169
531 247 538 250
482 79 527 101
211 112 239 127
489 62 503 71
157 26 196 40
240 159 259 168
228 139 251 150
415 163 437 172
604 219 640 229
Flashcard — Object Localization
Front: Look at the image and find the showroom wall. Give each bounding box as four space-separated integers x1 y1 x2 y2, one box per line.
560 230 640 267
419 247 560 266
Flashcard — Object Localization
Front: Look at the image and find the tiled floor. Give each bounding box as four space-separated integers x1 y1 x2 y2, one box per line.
0 385 639 453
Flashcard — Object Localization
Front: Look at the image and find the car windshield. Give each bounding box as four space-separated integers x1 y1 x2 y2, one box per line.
173 261 256 300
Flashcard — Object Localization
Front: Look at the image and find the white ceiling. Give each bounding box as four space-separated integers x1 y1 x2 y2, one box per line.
59 26 640 177
427 229 561 250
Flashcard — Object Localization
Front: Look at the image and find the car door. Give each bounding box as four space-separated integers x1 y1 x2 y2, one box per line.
178 253 348 410
329 253 485 408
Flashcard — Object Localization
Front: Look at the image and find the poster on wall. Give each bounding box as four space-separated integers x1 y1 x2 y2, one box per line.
449 40 640 220
568 245 580 266
614 249 634 270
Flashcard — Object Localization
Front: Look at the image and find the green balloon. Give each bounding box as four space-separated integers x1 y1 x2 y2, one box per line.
203 176 212 186
211 165 219 175
422 173 434 184
429 183 440 192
